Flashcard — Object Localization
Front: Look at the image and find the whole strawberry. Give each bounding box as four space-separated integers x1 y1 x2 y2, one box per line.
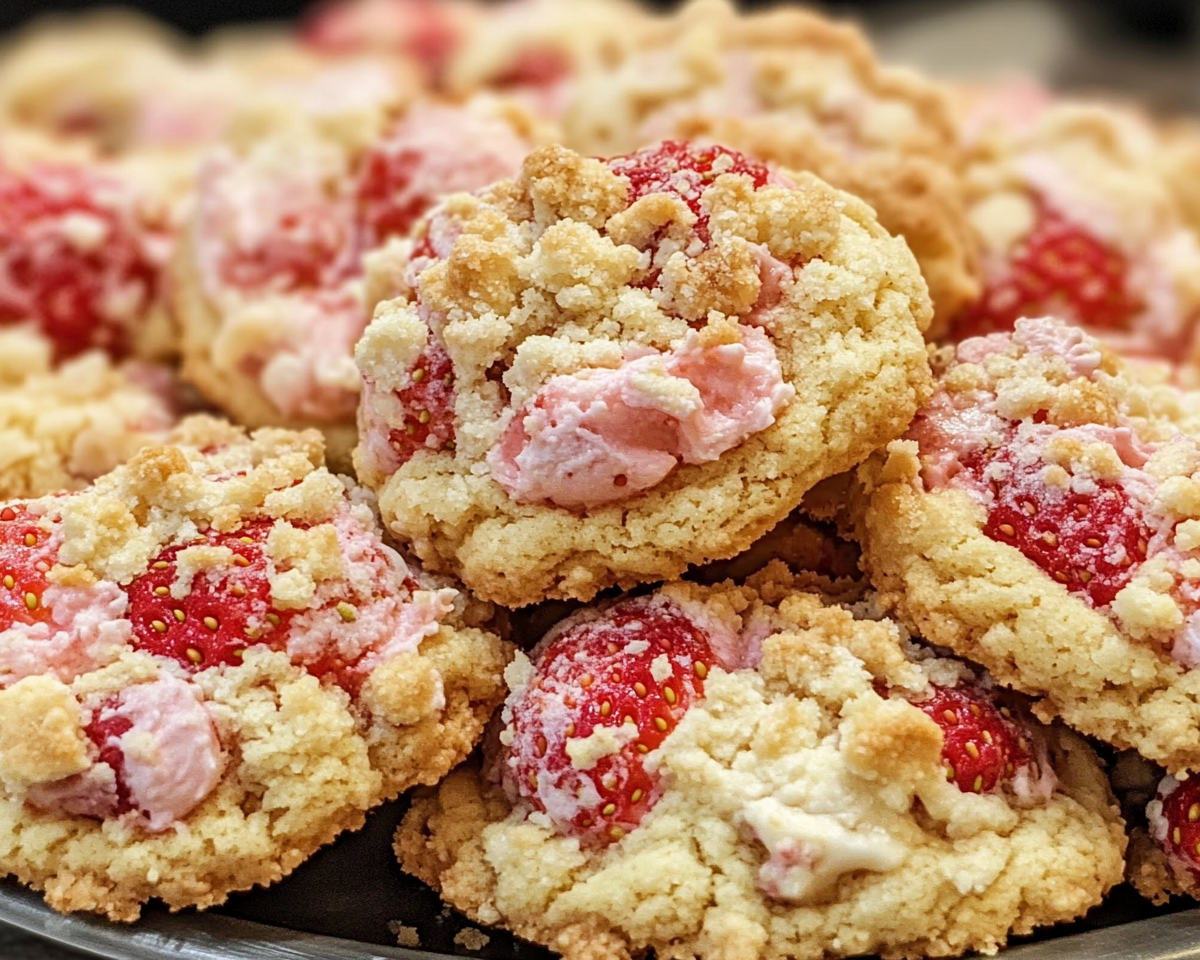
956 194 1141 339
917 684 1031 794
0 502 57 629
124 520 292 671
502 597 715 845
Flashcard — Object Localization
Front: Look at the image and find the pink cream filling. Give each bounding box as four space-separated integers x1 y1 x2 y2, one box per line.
488 325 793 508
0 583 132 687
108 675 225 831
27 675 224 831
1017 158 1196 360
284 509 456 676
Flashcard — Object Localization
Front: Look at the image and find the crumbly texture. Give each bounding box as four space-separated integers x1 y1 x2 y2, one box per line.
0 329 176 500
851 320 1200 773
174 98 537 472
559 0 979 330
357 143 933 607
955 90 1200 357
0 417 511 919
397 567 1126 960
445 0 652 105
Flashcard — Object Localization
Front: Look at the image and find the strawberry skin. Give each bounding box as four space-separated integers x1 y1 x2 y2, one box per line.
983 450 1149 608
385 341 457 465
1157 776 1200 875
606 140 771 243
956 195 1141 339
0 163 161 361
0 503 57 629
503 597 714 845
918 684 1031 794
124 520 292 671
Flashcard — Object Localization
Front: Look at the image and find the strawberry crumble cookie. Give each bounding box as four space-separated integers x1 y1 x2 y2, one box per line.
952 85 1200 362
852 316 1200 773
397 564 1125 960
354 140 933 607
0 328 176 500
0 416 510 920
560 0 979 330
0 148 176 363
173 98 536 466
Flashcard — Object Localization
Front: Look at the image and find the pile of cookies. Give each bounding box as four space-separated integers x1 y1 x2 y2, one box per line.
3 0 1200 957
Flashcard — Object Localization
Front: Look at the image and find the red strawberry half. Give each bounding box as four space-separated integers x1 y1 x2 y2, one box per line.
0 163 162 361
955 194 1141 339
1155 776 1200 875
982 447 1149 607
386 340 457 465
124 520 293 671
606 141 771 243
502 597 714 845
0 503 57 629
917 684 1032 794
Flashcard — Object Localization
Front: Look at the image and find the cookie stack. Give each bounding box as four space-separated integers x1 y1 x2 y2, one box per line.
2 1 1200 957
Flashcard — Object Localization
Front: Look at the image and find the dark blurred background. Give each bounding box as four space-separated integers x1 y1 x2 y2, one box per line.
0 0 1198 112
0 0 1193 41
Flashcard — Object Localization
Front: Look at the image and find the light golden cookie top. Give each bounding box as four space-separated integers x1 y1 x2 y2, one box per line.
557 0 977 331
564 0 955 163
905 317 1200 664
400 565 1125 960
356 139 924 494
953 82 1200 357
0 330 176 501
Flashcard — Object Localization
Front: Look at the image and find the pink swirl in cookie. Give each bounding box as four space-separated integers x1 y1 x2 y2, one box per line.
195 149 356 298
0 163 166 361
0 503 131 685
489 325 793 508
356 103 531 251
0 583 133 688
106 676 225 831
285 508 456 686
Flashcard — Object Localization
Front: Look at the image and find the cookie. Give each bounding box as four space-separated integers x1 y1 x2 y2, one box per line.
1128 771 1200 902
0 416 511 920
174 97 537 468
299 0 482 90
0 146 177 363
951 81 1200 362
0 328 177 500
559 0 979 331
354 140 933 607
852 315 1200 773
396 564 1126 960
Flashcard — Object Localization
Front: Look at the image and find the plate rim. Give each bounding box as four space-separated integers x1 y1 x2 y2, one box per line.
0 881 448 960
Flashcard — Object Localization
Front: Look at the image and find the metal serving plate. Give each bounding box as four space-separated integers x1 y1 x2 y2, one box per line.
3 795 1200 960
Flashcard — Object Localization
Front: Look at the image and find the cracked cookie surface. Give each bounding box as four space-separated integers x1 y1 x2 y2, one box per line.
853 316 1200 774
397 563 1125 960
355 139 933 607
0 416 510 921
